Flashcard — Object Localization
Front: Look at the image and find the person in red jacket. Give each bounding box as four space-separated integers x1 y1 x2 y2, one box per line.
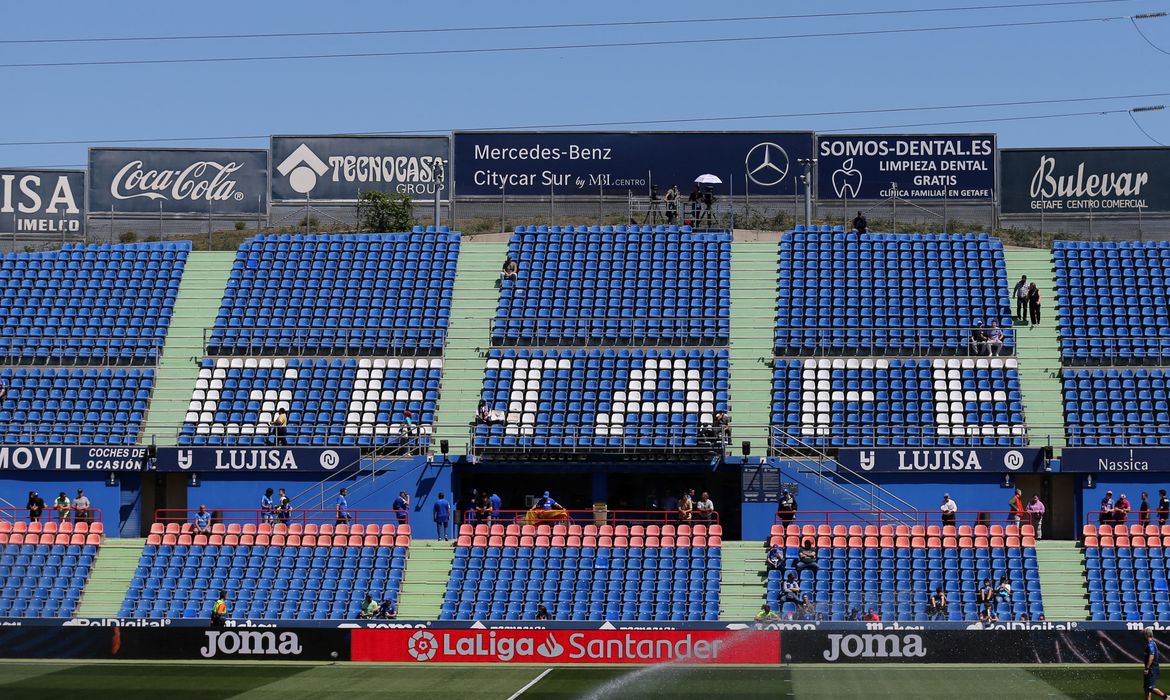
862 608 881 621
1009 488 1025 527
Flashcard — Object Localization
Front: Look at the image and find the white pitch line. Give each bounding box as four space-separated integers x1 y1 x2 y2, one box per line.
506 667 553 700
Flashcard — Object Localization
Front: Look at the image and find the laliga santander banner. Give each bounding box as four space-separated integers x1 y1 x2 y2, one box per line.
352 628 780 664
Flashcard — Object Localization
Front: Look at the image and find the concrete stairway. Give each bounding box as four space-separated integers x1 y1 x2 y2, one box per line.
729 241 778 455
719 540 768 620
1034 539 1089 620
1003 249 1066 451
141 251 237 446
431 241 507 454
75 538 146 618
396 540 455 619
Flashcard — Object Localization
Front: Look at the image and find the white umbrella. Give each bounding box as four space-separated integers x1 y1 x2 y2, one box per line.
694 174 722 184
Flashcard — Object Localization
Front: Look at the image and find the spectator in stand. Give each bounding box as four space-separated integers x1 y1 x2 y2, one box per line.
795 539 819 574
862 608 881 622
661 491 679 515
852 211 868 234
766 544 785 573
1018 612 1031 622
1027 494 1046 539
755 603 780 622
358 594 377 619
987 321 1005 357
377 598 397 619
210 589 228 628
777 490 797 526
714 410 731 445
1100 491 1115 525
1160 490 1170 527
688 184 702 223
193 505 212 535
695 491 715 522
336 488 351 525
535 603 550 621
664 184 680 224
677 489 694 523
978 578 995 607
401 410 418 455
500 255 518 283
978 605 992 624
970 322 988 356
271 407 289 447
490 493 502 522
73 489 90 525
928 587 949 621
0 377 7 402
1115 493 1132 525
26 491 44 523
940 493 958 526
261 488 275 524
1009 488 1025 527
1027 282 1042 327
996 576 1013 602
475 493 492 525
781 573 801 603
393 491 410 526
845 608 860 622
53 491 70 523
277 488 291 525
1141 492 1152 528
1013 275 1030 322
433 492 452 542
475 400 492 425
797 594 816 621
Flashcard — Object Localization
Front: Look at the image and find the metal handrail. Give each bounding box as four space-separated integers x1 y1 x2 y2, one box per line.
768 510 1039 531
0 335 165 365
770 428 917 519
459 509 721 527
468 422 728 457
0 506 103 526
774 326 1018 356
0 423 147 444
202 326 449 355
153 508 409 527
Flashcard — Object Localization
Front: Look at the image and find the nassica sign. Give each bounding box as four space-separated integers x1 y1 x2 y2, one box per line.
271 135 449 202
0 446 147 472
816 134 995 200
1000 147 1170 214
453 131 814 196
1059 448 1170 473
351 628 780 664
154 447 361 473
838 448 1044 473
89 148 268 215
0 170 85 235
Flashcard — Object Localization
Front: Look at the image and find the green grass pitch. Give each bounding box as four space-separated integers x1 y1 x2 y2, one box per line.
0 661 1149 699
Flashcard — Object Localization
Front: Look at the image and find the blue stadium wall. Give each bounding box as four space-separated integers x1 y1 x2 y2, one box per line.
0 472 137 536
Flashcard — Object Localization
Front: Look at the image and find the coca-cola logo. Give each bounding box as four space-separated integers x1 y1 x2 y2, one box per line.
110 160 247 202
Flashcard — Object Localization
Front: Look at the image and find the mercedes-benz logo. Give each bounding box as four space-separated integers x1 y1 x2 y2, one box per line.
745 142 791 187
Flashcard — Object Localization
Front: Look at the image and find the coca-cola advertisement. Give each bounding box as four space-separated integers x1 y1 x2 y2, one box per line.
88 148 269 215
351 628 781 665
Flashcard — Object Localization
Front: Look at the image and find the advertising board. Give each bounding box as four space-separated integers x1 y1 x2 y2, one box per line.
271 135 448 202
89 148 268 215
816 134 995 200
0 169 85 235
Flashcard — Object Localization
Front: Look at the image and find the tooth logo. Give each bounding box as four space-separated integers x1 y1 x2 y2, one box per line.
832 158 863 198
536 633 564 658
276 144 329 195
745 142 790 187
407 630 438 661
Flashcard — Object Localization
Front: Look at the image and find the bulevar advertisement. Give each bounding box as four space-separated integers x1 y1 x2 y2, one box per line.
351 629 780 664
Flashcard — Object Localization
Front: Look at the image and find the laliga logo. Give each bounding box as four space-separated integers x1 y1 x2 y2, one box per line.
832 158 863 198
277 144 329 195
319 449 341 471
745 143 790 187
1003 450 1024 471
407 630 438 661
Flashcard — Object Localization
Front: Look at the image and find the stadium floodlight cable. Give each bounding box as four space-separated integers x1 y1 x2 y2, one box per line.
1129 105 1168 145
1 91 1168 148
0 14 1136 70
0 0 1133 45
819 107 1137 132
1130 12 1170 55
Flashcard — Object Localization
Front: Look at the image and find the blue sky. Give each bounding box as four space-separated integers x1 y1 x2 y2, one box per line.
1 0 1168 168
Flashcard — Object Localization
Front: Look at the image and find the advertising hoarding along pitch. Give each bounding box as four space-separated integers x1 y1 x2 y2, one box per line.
815 135 995 201
351 628 781 664
270 135 449 202
1000 147 1170 214
837 448 1044 473
88 148 268 215
153 447 362 473
0 446 147 471
0 169 85 236
453 131 814 196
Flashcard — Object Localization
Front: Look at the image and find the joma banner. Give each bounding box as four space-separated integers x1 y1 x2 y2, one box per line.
351 628 780 664
89 148 268 215
0 169 85 235
271 135 448 202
